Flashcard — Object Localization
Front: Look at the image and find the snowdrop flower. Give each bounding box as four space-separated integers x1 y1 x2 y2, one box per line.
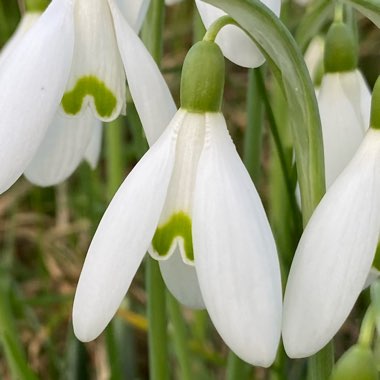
0 0 174 191
73 39 282 367
166 0 281 67
195 0 281 68
318 22 371 187
282 77 380 358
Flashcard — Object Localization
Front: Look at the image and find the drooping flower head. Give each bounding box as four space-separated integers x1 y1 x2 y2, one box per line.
283 76 380 358
0 0 175 190
318 21 371 187
73 30 282 367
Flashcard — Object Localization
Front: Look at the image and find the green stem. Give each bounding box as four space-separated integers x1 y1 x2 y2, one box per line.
256 69 302 234
203 15 237 42
146 259 169 380
105 118 124 200
142 1 169 380
226 353 252 380
167 294 192 380
307 342 334 380
358 306 375 349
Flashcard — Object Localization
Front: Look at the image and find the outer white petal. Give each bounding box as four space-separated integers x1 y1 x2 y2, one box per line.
84 119 103 169
0 0 74 193
193 113 282 367
0 12 41 68
72 111 182 342
195 0 281 68
24 110 95 186
159 248 205 309
318 71 368 187
116 0 150 32
304 36 324 85
283 129 380 358
109 0 176 145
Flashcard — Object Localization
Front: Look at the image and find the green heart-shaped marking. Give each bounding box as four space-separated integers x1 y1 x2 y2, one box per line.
152 212 194 262
62 75 117 118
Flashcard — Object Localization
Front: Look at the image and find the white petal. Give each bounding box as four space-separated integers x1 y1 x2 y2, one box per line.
73 111 182 342
283 129 380 358
24 110 95 186
195 0 281 68
109 0 176 145
193 113 282 367
116 0 150 32
84 119 103 169
159 248 205 309
63 0 126 121
318 71 368 188
0 12 41 68
0 0 74 193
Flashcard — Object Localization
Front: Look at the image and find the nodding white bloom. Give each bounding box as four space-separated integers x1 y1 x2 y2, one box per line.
195 0 281 68
282 78 380 358
318 22 371 188
0 0 174 191
165 0 281 67
73 40 282 367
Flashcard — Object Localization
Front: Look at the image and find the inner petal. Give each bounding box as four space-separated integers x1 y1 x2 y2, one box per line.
62 0 126 121
149 112 206 265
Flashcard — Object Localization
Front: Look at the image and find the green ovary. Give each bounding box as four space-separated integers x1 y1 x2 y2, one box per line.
61 76 117 118
152 212 194 262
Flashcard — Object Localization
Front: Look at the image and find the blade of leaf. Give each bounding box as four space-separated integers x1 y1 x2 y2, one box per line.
204 0 326 224
342 0 380 28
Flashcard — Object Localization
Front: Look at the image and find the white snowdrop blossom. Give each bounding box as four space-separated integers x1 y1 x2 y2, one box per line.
73 40 282 367
166 0 281 67
195 0 281 68
0 0 175 191
319 71 371 187
318 22 371 187
282 78 380 358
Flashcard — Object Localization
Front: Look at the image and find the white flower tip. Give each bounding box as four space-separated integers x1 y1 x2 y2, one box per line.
72 300 107 343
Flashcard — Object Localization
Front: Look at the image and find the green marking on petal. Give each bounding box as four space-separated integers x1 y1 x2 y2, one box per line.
152 212 194 262
61 76 117 118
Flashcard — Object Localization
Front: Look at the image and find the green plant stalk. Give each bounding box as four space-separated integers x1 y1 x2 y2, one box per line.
358 306 375 349
226 353 252 380
167 294 192 380
142 1 169 380
105 118 125 200
307 343 334 380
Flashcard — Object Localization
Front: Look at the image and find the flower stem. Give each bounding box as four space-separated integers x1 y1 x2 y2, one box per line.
307 342 334 380
203 15 237 42
142 1 169 380
226 353 252 380
358 306 375 349
167 294 192 380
